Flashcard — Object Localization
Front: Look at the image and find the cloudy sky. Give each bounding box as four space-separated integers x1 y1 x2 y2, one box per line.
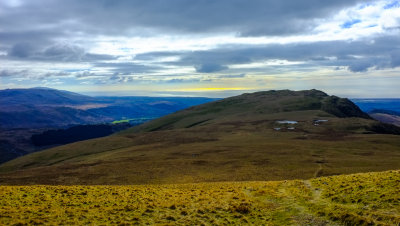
0 0 400 97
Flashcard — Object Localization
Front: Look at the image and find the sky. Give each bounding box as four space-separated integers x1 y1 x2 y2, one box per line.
0 0 400 98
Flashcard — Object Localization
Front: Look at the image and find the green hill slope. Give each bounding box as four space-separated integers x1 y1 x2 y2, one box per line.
1 89 399 185
125 89 371 133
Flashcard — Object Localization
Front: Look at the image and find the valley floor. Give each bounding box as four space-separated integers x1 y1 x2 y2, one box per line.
1 170 399 225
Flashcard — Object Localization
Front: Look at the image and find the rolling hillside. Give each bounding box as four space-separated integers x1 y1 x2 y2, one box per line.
0 87 215 164
1 89 400 185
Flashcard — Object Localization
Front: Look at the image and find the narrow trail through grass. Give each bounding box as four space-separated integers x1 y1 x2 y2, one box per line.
314 163 324 178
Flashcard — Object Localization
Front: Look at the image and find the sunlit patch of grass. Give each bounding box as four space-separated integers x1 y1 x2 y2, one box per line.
308 170 400 225
0 183 279 225
0 170 399 225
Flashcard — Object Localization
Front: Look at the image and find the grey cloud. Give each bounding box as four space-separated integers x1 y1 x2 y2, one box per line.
1 69 72 79
0 30 61 47
42 44 85 61
195 63 228 73
164 78 202 83
43 71 70 77
348 61 374 72
134 52 181 61
135 34 400 74
75 71 97 78
84 0 370 36
94 62 161 74
109 74 121 80
218 74 246 78
9 43 35 58
84 53 118 61
108 74 134 83
0 0 396 81
390 50 400 67
0 0 371 41
0 69 27 77
8 43 117 62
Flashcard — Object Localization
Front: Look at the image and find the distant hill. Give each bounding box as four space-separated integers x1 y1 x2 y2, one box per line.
0 87 96 106
369 111 400 127
351 99 400 127
127 89 372 133
0 87 216 164
0 87 216 129
352 98 400 114
1 89 400 185
369 109 400 116
0 87 106 129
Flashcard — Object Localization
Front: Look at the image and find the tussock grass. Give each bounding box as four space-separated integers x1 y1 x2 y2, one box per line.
1 170 399 225
309 170 400 225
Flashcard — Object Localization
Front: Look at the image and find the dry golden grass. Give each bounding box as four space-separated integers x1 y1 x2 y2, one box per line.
308 170 400 225
1 170 399 225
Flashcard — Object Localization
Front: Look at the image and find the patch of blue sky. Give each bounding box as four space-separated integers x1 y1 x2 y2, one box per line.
384 1 400 9
341 19 362 29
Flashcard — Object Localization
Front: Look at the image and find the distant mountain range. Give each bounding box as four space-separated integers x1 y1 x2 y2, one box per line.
0 87 216 129
0 87 216 164
1 89 399 185
352 98 400 113
352 98 400 128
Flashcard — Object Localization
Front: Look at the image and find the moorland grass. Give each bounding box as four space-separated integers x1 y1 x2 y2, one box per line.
0 170 398 225
1 121 400 185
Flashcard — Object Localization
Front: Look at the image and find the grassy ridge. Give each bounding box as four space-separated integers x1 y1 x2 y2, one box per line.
1 89 400 185
1 170 399 225
1 115 400 185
